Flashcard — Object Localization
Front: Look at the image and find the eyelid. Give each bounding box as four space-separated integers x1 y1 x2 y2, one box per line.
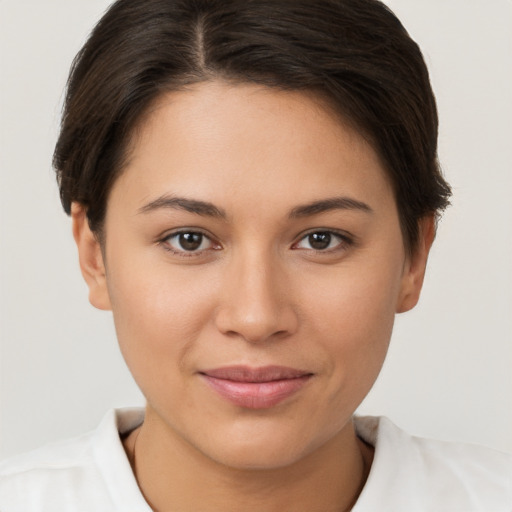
159 228 222 257
291 229 355 252
156 227 354 258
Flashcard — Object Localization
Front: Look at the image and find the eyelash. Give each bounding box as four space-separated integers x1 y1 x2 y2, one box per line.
159 229 220 258
158 229 354 258
292 229 354 254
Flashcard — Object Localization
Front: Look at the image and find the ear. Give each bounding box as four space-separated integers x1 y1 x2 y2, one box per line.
71 203 112 311
396 216 436 314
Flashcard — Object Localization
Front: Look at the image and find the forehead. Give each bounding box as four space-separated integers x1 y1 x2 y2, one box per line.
112 80 395 218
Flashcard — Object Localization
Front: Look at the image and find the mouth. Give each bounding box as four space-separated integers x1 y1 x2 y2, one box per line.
199 366 314 409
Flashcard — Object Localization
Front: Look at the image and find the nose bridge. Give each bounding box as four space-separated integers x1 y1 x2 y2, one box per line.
215 244 297 343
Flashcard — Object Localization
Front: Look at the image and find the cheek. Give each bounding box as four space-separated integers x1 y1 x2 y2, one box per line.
302 256 403 396
105 257 217 393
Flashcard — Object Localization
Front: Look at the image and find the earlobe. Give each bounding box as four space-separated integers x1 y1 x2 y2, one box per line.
396 216 436 314
71 203 112 311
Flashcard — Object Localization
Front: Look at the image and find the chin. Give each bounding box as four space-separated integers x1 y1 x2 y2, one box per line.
195 419 337 471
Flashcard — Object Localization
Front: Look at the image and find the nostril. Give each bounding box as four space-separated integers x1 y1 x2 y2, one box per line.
217 317 297 344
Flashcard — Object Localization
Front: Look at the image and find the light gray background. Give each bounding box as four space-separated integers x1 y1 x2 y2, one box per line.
1 0 511 459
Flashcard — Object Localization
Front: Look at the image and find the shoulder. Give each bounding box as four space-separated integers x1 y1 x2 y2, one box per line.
0 408 147 512
354 416 512 512
0 427 103 511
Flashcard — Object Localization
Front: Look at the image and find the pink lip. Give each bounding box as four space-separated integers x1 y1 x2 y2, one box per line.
200 366 313 409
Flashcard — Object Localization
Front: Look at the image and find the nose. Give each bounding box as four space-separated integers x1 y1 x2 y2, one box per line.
214 250 298 344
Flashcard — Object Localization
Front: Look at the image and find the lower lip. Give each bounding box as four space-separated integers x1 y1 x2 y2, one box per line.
201 375 312 409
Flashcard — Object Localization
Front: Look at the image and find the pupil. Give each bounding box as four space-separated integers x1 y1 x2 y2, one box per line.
179 232 202 251
309 232 331 250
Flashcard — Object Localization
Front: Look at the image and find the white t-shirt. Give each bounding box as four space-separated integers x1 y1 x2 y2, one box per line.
1 409 511 511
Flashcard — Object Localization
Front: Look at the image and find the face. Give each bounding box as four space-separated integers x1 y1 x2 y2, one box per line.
74 81 431 469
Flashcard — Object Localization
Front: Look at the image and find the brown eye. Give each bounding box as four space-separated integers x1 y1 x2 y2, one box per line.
165 231 213 253
308 232 332 250
178 232 203 251
294 231 351 252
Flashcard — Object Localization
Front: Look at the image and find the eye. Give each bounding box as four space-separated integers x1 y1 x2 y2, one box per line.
293 231 351 252
163 231 216 254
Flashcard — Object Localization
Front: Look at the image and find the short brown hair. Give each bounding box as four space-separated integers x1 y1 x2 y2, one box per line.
54 0 451 251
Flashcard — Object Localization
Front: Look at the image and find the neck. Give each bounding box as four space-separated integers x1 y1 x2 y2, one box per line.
123 408 373 512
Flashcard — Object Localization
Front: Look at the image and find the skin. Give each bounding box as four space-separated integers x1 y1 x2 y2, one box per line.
72 81 434 511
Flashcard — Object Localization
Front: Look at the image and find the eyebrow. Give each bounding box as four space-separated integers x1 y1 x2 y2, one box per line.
138 195 227 218
289 197 373 218
138 194 372 219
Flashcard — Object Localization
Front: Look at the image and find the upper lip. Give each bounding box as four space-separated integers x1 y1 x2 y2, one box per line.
200 365 312 383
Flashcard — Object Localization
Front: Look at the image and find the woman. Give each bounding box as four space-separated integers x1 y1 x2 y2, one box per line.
1 0 511 510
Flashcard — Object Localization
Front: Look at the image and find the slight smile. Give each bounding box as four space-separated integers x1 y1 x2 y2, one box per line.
200 366 314 409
